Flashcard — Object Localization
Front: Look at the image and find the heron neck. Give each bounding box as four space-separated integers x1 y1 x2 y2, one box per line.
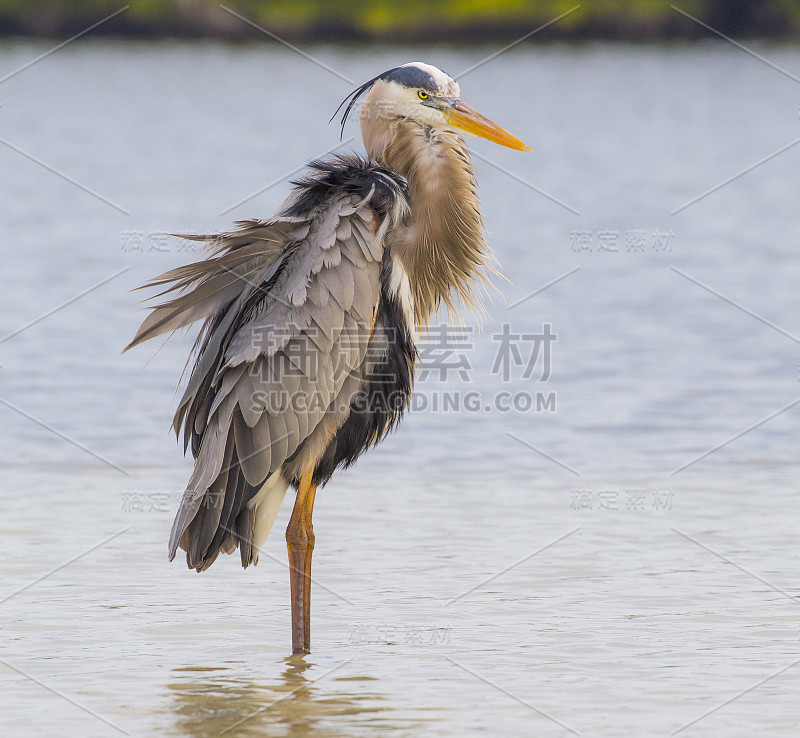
379 122 490 326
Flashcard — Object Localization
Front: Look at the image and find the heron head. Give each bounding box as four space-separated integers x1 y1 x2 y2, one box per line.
334 61 530 159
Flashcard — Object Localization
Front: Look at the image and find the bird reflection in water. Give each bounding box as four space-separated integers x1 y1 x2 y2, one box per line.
168 655 389 737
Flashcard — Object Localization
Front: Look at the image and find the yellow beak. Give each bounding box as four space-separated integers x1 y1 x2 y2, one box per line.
443 100 531 152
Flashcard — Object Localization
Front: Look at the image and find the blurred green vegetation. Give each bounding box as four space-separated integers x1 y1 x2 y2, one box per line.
1 0 799 39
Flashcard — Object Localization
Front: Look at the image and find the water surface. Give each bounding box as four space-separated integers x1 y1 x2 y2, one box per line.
1 41 800 736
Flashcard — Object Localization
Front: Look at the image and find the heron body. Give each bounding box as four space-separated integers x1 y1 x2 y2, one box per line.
126 62 528 653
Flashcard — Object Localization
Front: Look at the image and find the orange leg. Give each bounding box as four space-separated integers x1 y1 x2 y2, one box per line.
286 468 317 654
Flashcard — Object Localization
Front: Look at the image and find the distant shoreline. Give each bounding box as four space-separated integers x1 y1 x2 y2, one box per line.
1 4 798 42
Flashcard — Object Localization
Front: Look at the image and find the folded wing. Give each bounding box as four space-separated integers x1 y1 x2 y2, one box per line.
126 180 396 570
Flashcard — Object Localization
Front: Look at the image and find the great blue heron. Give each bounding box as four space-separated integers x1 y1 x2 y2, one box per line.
126 61 529 654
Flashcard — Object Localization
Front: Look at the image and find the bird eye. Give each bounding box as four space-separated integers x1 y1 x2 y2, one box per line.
418 90 428 100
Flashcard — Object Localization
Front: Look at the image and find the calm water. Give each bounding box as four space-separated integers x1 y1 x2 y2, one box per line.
2 41 800 736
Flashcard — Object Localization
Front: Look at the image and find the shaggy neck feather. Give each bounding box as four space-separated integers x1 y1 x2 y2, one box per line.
377 120 489 326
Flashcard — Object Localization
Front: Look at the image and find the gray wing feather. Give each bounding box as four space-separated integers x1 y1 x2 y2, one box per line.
271 356 301 405
266 412 290 475
318 265 348 312
308 303 337 344
234 410 269 486
336 258 357 311
351 218 378 263
282 400 301 455
294 372 313 441
124 225 302 352
209 364 246 420
186 432 235 561
322 244 341 269
335 218 351 241
235 371 261 428
349 255 378 322
128 191 389 568
306 274 330 309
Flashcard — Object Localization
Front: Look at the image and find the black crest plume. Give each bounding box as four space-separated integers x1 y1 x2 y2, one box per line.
330 67 400 139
